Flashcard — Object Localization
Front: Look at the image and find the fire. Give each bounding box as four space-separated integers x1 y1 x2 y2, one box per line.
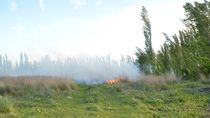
105 76 126 85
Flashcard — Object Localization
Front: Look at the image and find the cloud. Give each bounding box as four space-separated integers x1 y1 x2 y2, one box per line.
70 0 86 10
73 5 142 58
9 0 17 12
39 0 45 11
39 25 50 34
96 0 101 6
12 24 24 35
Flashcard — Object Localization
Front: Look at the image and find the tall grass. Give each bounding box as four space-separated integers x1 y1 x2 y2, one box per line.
139 73 179 89
0 76 77 96
0 96 14 113
115 73 179 91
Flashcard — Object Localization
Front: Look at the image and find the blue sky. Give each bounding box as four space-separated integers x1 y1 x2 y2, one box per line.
0 0 203 62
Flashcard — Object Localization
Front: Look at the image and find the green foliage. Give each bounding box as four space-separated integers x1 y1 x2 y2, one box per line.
141 6 154 57
135 48 151 74
136 1 210 79
165 30 202 79
136 6 155 74
155 39 170 74
199 57 210 76
184 0 210 50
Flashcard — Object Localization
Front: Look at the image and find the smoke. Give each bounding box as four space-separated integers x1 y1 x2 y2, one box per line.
0 54 140 84
67 56 140 83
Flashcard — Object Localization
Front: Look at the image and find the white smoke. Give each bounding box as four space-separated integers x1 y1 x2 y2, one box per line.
0 55 140 84
66 56 140 83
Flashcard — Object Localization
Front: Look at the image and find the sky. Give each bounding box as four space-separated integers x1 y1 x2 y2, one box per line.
0 0 204 62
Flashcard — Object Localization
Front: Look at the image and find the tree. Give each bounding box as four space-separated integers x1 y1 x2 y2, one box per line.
184 1 210 57
20 53 24 68
141 6 154 59
136 6 155 74
135 48 150 74
183 1 210 77
155 34 171 74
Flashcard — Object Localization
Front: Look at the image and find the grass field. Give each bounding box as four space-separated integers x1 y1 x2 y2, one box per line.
0 76 209 118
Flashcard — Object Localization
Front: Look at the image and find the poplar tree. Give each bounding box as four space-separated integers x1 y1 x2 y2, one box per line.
136 6 155 74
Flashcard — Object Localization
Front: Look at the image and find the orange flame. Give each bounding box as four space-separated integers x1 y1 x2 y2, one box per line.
105 76 125 85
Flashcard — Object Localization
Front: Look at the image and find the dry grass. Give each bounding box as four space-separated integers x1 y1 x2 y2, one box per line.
113 74 179 92
138 73 179 89
199 74 210 81
0 76 77 94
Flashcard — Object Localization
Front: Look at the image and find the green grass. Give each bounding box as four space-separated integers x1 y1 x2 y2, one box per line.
0 76 209 118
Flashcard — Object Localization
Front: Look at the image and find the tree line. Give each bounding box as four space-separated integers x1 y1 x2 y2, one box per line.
135 0 210 79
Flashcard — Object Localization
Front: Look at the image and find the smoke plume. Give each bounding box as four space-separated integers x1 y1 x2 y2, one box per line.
0 54 140 84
